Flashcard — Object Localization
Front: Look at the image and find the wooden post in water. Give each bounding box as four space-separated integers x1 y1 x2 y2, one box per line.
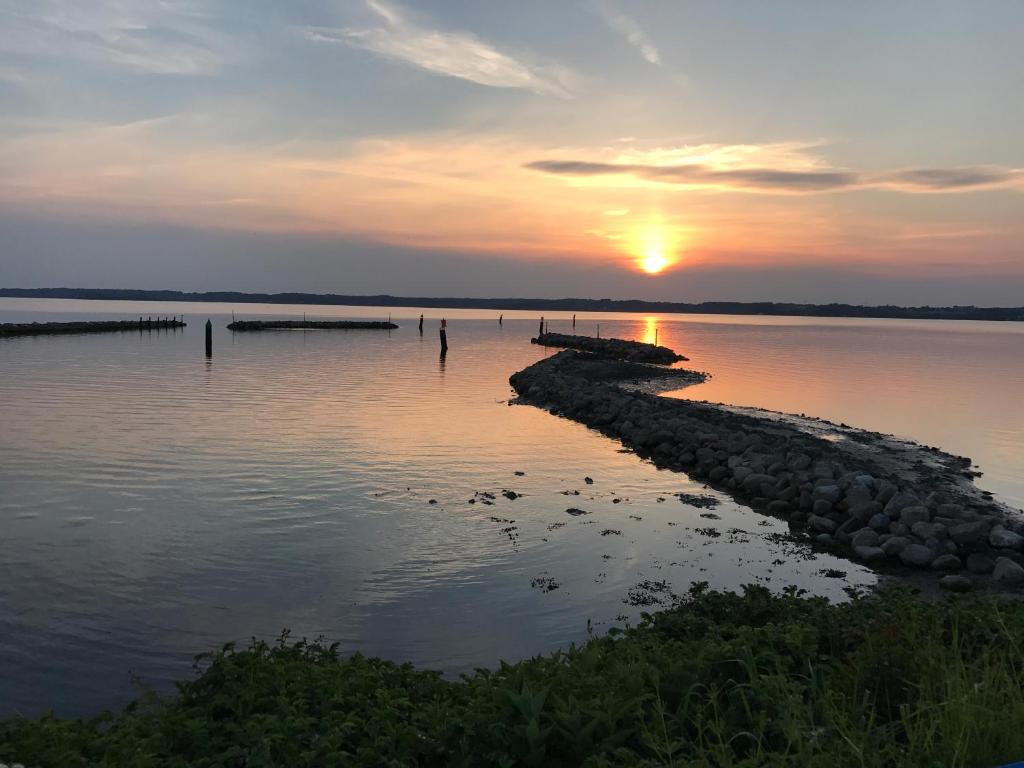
539 317 544 336
439 318 448 354
655 328 658 347
418 314 424 334
205 318 212 358
499 314 503 326
572 314 576 329
597 323 600 339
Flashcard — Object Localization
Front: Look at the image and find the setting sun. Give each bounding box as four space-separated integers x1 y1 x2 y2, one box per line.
641 250 669 274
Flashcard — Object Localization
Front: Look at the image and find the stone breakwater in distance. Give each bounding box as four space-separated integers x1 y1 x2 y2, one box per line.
226 320 398 331
532 332 686 364
0 319 186 337
511 341 1024 592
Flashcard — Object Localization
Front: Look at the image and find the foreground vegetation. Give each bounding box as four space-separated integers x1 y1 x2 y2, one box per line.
3 585 1024 767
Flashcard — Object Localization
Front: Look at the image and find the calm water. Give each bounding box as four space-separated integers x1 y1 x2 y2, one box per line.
1 298 1022 717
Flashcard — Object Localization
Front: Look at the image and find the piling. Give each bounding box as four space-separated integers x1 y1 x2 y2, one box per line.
539 317 544 336
419 314 424 334
205 318 212 358
440 318 448 354
572 314 576 329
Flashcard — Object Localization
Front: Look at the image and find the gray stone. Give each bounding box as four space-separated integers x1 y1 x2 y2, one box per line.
899 544 935 568
741 473 776 495
992 557 1024 585
808 515 837 534
931 554 961 571
849 501 883 522
881 536 910 556
884 491 920 517
813 484 842 504
966 553 995 574
889 522 910 537
989 526 1024 550
911 521 946 541
939 575 972 593
814 533 834 545
844 485 874 509
868 513 891 531
812 499 832 515
899 505 931 526
767 499 792 515
851 528 880 549
854 545 885 562
853 474 875 489
787 453 812 471
949 520 989 547
937 503 967 519
732 466 752 483
924 491 948 509
876 480 897 505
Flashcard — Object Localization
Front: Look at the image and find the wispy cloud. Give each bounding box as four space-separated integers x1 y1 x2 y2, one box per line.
303 0 574 97
590 1 660 65
526 146 1024 194
0 0 233 75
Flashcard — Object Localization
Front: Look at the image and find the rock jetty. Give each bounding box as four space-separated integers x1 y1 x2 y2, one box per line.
0 319 186 338
511 343 1024 591
532 332 687 364
227 320 398 331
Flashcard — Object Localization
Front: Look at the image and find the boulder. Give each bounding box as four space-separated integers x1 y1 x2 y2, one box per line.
939 575 972 593
814 533 834 545
993 557 1024 585
885 492 921 517
808 515 837 534
851 528 880 549
899 544 935 568
966 553 995 574
875 480 897 505
989 526 1024 550
881 536 910 557
854 545 885 562
949 520 989 547
868 513 891 531
849 501 883 522
812 499 832 516
767 499 792 516
899 506 931 527
931 554 961 571
910 521 946 541
813 484 842 504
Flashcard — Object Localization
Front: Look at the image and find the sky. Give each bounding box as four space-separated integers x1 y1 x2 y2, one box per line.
0 0 1021 304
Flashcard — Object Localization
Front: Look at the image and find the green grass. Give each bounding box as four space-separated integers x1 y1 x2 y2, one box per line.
3 584 1024 767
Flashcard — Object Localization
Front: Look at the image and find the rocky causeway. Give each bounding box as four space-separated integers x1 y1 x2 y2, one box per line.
511 336 1024 592
0 319 186 337
226 320 398 331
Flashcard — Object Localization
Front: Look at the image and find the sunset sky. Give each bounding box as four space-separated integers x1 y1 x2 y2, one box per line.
1 0 1021 303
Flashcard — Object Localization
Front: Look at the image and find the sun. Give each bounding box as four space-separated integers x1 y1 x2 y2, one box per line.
641 249 670 274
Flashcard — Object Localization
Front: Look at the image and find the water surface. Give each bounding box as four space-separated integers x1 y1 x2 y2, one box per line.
2 298 1021 716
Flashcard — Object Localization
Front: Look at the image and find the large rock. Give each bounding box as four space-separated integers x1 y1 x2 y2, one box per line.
851 528 880 549
808 515 837 534
989 526 1024 550
899 544 935 568
854 545 885 562
881 536 910 557
899 505 931 526
911 521 947 541
931 554 961 571
939 575 972 592
949 520 989 547
993 557 1024 585
868 513 891 531
884 491 919 517
812 484 842 505
966 553 995 574
812 499 832 516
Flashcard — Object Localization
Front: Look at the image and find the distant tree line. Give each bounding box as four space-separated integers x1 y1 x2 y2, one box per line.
2 287 1022 321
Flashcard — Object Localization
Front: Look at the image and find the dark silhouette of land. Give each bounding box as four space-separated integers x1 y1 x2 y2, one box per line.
2 287 1022 322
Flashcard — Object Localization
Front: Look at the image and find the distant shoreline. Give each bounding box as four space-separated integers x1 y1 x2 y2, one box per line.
2 287 1022 322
